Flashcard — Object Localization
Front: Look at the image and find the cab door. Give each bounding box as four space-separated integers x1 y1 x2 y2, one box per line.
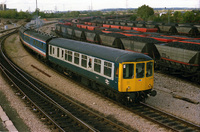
118 63 135 92
135 63 146 91
145 61 154 89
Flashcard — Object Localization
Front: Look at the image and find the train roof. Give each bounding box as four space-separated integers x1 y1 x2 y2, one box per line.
49 38 152 63
24 30 52 42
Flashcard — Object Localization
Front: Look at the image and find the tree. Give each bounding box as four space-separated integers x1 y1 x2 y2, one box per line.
137 4 154 21
182 11 195 23
130 14 137 21
70 11 80 17
173 11 182 23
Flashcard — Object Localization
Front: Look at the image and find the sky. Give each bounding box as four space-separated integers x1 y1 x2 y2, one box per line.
2 0 200 12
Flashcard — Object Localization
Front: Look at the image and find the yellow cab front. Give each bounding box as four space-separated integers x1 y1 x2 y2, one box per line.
118 60 154 92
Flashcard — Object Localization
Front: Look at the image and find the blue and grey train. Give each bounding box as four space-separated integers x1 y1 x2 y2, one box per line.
19 26 156 103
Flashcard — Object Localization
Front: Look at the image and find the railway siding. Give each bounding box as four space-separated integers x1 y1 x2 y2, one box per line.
2 25 200 131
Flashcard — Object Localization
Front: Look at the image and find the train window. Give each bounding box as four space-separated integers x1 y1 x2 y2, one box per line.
25 36 30 42
81 55 87 68
123 64 134 79
65 50 68 60
68 51 72 62
104 61 112 77
41 43 43 49
50 46 52 54
136 63 145 78
57 48 60 57
88 58 92 68
74 52 79 65
94 59 101 73
146 62 153 77
61 50 64 58
39 42 42 49
52 47 55 54
33 40 36 46
35 41 37 47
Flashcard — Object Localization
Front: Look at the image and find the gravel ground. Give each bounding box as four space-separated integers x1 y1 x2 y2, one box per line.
0 24 199 131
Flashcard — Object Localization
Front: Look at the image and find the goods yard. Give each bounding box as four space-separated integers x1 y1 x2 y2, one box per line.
0 19 199 131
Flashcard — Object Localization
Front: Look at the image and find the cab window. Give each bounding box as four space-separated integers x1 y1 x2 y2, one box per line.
136 63 144 78
146 62 153 77
123 64 134 79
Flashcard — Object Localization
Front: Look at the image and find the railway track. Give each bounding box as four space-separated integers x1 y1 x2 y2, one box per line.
130 102 200 132
75 79 200 132
44 58 200 132
0 31 134 131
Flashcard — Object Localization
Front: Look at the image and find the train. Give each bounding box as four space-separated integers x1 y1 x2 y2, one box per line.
19 26 157 103
59 19 200 36
54 21 200 83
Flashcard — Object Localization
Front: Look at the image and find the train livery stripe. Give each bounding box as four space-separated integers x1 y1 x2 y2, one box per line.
24 33 46 43
179 41 200 45
21 39 46 57
161 57 199 66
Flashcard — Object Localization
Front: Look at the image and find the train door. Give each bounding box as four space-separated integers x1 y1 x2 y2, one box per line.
135 63 146 91
87 57 94 71
60 49 65 60
145 61 154 89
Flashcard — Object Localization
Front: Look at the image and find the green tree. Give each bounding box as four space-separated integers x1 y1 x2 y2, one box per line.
193 11 200 23
130 14 137 21
182 11 195 23
70 11 80 17
173 11 182 23
137 4 154 21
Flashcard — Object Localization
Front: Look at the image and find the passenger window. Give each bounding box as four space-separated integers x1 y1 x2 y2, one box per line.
52 47 55 54
41 43 44 49
57 48 60 57
65 50 68 60
123 64 134 79
74 52 79 65
94 59 101 73
68 51 72 62
81 55 87 68
104 61 112 77
88 58 92 68
61 50 64 58
146 62 153 77
50 45 52 54
136 63 145 78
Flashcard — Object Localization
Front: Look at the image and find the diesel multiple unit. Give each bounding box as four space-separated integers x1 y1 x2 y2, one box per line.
19 26 156 103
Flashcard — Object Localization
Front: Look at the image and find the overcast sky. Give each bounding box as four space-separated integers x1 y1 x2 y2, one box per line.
3 0 199 12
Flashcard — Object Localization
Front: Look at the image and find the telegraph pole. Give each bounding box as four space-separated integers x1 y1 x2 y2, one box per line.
36 0 39 28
